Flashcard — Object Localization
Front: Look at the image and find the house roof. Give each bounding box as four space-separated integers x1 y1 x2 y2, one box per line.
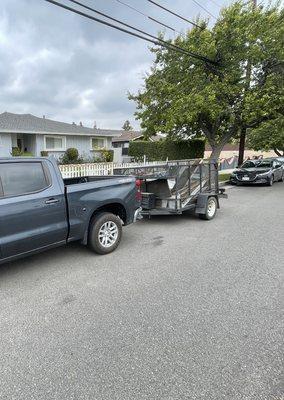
0 112 121 137
112 131 166 143
112 131 143 142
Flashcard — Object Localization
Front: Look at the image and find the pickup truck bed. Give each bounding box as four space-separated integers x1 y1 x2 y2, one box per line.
0 157 141 264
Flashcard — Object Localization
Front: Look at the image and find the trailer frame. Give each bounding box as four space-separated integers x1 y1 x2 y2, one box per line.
113 159 227 218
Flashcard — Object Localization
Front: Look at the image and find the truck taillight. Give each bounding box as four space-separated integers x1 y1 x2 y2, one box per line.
135 179 142 201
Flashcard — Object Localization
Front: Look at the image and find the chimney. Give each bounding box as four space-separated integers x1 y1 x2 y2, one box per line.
93 121 97 129
79 121 83 127
72 122 76 125
43 115 45 119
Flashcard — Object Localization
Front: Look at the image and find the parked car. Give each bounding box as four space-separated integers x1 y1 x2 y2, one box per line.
230 158 284 186
0 157 141 264
275 156 284 165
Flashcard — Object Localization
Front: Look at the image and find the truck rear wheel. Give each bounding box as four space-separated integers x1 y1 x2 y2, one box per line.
199 196 217 220
88 212 122 255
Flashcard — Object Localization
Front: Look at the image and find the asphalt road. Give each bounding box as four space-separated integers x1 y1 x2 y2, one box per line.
0 183 283 400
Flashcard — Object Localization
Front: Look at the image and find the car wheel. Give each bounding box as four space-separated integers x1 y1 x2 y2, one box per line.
267 175 274 186
278 174 283 182
199 196 217 220
88 212 122 255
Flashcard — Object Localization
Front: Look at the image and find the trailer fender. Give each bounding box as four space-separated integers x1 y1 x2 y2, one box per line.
195 193 219 214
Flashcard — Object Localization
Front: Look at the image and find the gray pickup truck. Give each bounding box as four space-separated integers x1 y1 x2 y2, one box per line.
0 157 141 264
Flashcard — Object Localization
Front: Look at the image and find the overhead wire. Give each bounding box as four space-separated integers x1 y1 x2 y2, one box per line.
44 0 218 65
208 0 222 8
192 0 218 20
114 0 183 35
146 0 204 29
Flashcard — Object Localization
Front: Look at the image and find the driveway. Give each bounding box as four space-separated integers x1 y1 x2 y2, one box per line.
0 183 283 400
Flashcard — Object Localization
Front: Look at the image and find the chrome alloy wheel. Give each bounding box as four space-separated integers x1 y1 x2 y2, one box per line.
98 221 119 248
207 198 217 218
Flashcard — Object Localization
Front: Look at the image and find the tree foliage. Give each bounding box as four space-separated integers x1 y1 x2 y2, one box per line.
130 1 284 159
122 120 133 131
247 115 284 155
129 139 205 161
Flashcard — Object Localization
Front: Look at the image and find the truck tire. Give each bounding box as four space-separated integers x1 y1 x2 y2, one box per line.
88 212 122 255
199 196 217 220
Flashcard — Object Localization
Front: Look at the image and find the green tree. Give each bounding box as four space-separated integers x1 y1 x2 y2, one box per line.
130 2 283 159
122 120 133 131
247 116 284 156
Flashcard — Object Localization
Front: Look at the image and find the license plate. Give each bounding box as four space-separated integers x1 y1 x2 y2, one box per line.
242 176 250 181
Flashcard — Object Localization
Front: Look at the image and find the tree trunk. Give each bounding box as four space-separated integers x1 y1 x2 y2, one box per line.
209 145 223 161
238 127 246 166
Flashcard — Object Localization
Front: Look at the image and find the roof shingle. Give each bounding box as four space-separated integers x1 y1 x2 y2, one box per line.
0 112 122 137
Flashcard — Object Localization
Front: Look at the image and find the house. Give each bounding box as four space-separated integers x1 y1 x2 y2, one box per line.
112 131 143 156
0 112 122 160
112 131 165 160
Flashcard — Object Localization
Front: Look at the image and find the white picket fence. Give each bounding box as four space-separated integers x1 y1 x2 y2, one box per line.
59 160 166 178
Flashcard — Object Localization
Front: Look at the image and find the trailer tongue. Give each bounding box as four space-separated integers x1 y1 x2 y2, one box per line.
114 159 227 220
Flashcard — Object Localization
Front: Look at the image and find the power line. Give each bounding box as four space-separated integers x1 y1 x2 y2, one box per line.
66 0 208 60
115 0 183 35
45 0 217 64
67 0 185 50
147 0 204 29
208 0 221 8
192 0 218 20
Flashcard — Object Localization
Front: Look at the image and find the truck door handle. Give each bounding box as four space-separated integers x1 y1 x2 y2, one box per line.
45 198 60 205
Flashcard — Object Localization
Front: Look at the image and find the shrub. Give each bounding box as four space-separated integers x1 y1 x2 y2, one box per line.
11 147 23 156
92 149 114 163
40 150 49 157
11 148 34 157
100 149 114 162
60 147 83 164
129 139 205 161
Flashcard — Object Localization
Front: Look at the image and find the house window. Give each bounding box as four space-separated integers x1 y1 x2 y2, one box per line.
91 137 105 150
44 136 66 151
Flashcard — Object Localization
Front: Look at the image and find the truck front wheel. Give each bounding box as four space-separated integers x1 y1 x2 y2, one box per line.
88 212 122 255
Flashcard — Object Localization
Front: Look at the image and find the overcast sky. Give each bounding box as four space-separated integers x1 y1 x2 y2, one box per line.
0 0 269 129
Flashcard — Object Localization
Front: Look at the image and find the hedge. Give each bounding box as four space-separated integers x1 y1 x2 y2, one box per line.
129 139 205 161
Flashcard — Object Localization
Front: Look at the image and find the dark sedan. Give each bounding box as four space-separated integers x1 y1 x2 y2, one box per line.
230 159 284 186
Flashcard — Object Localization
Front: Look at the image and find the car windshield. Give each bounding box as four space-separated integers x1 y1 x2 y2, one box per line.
241 161 257 168
256 162 272 168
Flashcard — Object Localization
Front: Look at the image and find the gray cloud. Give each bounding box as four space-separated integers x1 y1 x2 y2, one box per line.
0 0 267 129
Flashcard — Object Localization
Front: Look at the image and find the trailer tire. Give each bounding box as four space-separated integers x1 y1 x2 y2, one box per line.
88 212 122 255
199 196 217 220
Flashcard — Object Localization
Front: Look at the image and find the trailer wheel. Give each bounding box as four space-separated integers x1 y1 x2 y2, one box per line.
88 212 122 255
199 196 217 220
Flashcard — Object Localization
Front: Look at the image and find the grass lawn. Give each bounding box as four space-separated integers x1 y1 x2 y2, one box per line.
218 172 231 182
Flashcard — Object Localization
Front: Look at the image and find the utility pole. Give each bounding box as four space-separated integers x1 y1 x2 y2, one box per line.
238 0 257 166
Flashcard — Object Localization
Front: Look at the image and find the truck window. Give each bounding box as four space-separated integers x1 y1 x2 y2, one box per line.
0 162 49 197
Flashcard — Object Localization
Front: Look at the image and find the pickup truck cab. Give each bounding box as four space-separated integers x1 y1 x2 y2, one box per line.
0 157 141 264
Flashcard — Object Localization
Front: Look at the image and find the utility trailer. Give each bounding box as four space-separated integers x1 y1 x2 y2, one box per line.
114 159 228 220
